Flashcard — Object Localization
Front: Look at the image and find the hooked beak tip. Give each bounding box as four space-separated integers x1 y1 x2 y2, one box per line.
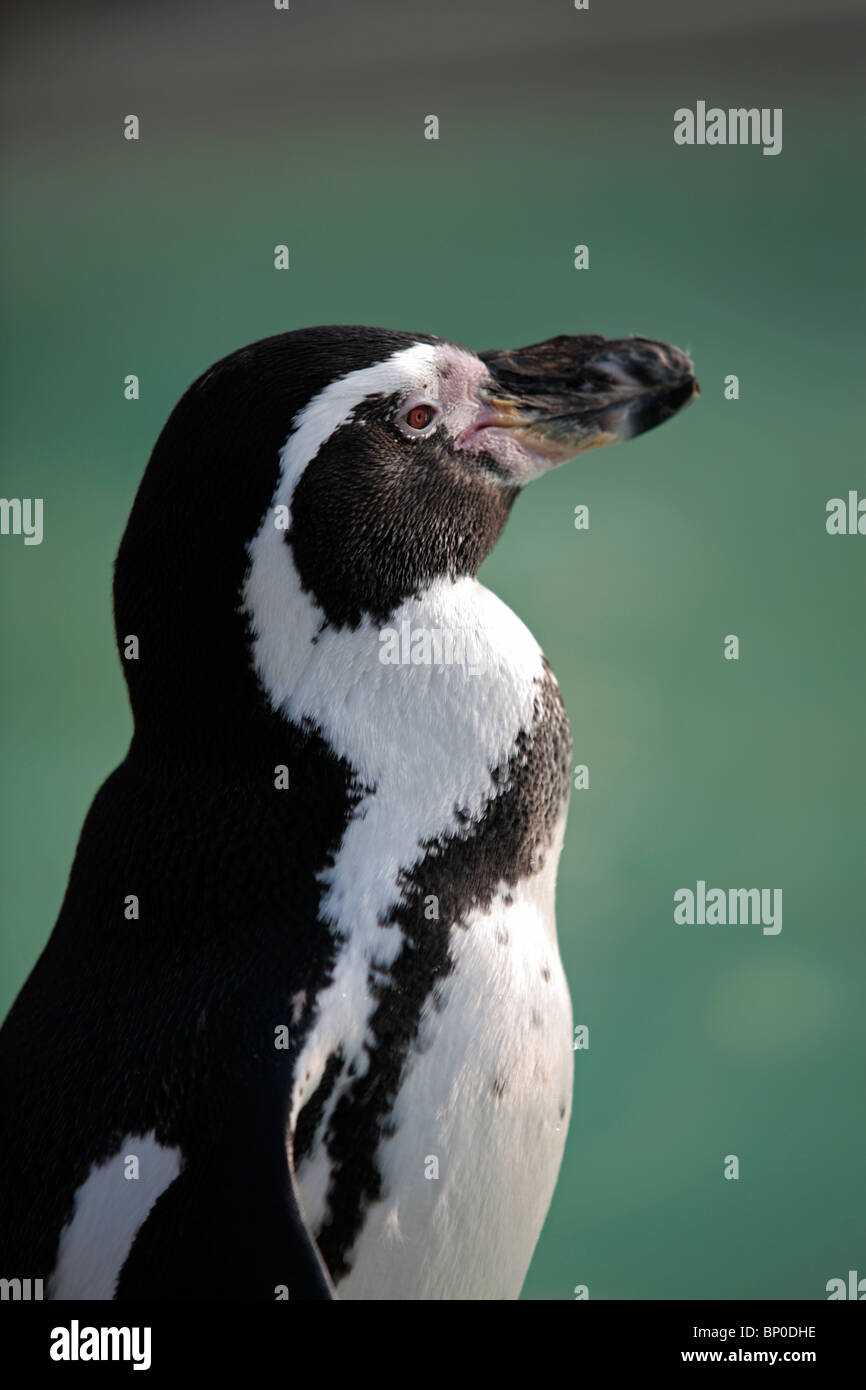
470 333 699 479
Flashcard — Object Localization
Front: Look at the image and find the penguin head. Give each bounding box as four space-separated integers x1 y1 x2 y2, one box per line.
274 329 697 633
114 326 696 744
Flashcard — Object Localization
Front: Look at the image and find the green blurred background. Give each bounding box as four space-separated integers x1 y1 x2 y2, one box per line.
1 0 863 1299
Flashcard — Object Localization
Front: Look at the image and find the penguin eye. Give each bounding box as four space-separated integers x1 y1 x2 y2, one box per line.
399 403 438 435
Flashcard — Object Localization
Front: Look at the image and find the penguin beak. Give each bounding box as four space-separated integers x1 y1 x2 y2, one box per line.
462 334 699 482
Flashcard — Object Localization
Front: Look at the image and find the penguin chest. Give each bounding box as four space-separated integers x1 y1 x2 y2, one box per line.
273 578 574 1296
293 822 573 1301
346 886 572 1300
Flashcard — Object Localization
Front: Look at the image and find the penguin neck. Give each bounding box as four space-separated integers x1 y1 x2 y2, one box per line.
242 555 555 980
243 538 549 812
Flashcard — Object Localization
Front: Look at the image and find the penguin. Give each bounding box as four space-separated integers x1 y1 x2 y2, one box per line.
0 325 697 1300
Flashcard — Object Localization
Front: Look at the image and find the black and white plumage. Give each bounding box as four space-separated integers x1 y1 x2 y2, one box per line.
0 325 697 1300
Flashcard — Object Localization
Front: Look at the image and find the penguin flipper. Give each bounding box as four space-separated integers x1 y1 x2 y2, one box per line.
115 1141 335 1301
